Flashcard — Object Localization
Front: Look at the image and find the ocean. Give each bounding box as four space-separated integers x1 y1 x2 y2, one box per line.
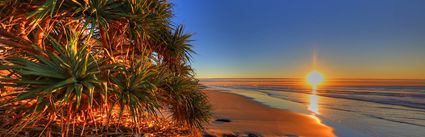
201 78 425 137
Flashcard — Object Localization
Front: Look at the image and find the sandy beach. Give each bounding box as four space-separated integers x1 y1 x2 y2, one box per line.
203 90 336 137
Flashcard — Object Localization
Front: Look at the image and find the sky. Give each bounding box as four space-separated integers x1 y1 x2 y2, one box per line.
171 0 425 79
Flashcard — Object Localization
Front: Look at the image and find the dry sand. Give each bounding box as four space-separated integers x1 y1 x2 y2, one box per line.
204 90 336 137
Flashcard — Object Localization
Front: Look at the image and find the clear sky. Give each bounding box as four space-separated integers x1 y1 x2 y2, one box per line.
172 0 425 79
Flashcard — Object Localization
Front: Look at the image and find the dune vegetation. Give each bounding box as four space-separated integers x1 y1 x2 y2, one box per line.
0 0 210 136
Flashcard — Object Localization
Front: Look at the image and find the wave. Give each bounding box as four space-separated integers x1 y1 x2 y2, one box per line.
363 114 425 127
221 85 425 110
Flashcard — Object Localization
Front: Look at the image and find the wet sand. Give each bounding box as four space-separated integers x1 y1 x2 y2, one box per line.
204 90 336 137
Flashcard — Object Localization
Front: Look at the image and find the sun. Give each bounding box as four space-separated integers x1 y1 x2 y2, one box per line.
306 70 324 87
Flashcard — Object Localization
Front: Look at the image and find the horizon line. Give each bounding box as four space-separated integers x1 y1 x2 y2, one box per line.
197 77 425 80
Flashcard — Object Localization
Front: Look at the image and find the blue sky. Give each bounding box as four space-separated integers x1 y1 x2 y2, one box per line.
172 0 425 79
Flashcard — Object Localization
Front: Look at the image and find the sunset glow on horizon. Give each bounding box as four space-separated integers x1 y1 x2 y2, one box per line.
174 0 425 79
307 70 323 114
307 70 324 89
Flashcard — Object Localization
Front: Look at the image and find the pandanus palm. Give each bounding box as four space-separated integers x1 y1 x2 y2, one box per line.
0 0 210 136
109 56 161 123
0 32 114 134
160 75 210 129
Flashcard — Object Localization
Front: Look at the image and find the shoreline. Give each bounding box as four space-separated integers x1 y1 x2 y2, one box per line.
203 90 336 137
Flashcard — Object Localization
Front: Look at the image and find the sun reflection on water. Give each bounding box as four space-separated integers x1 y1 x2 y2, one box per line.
306 69 323 114
308 88 320 114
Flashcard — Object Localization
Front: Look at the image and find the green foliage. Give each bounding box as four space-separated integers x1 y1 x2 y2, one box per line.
0 0 211 136
109 56 161 122
161 76 211 129
0 33 113 126
161 25 195 63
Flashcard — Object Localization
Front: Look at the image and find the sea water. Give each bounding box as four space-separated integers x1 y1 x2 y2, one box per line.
201 78 425 137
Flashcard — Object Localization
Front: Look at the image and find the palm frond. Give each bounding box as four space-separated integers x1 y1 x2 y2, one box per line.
0 30 114 135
